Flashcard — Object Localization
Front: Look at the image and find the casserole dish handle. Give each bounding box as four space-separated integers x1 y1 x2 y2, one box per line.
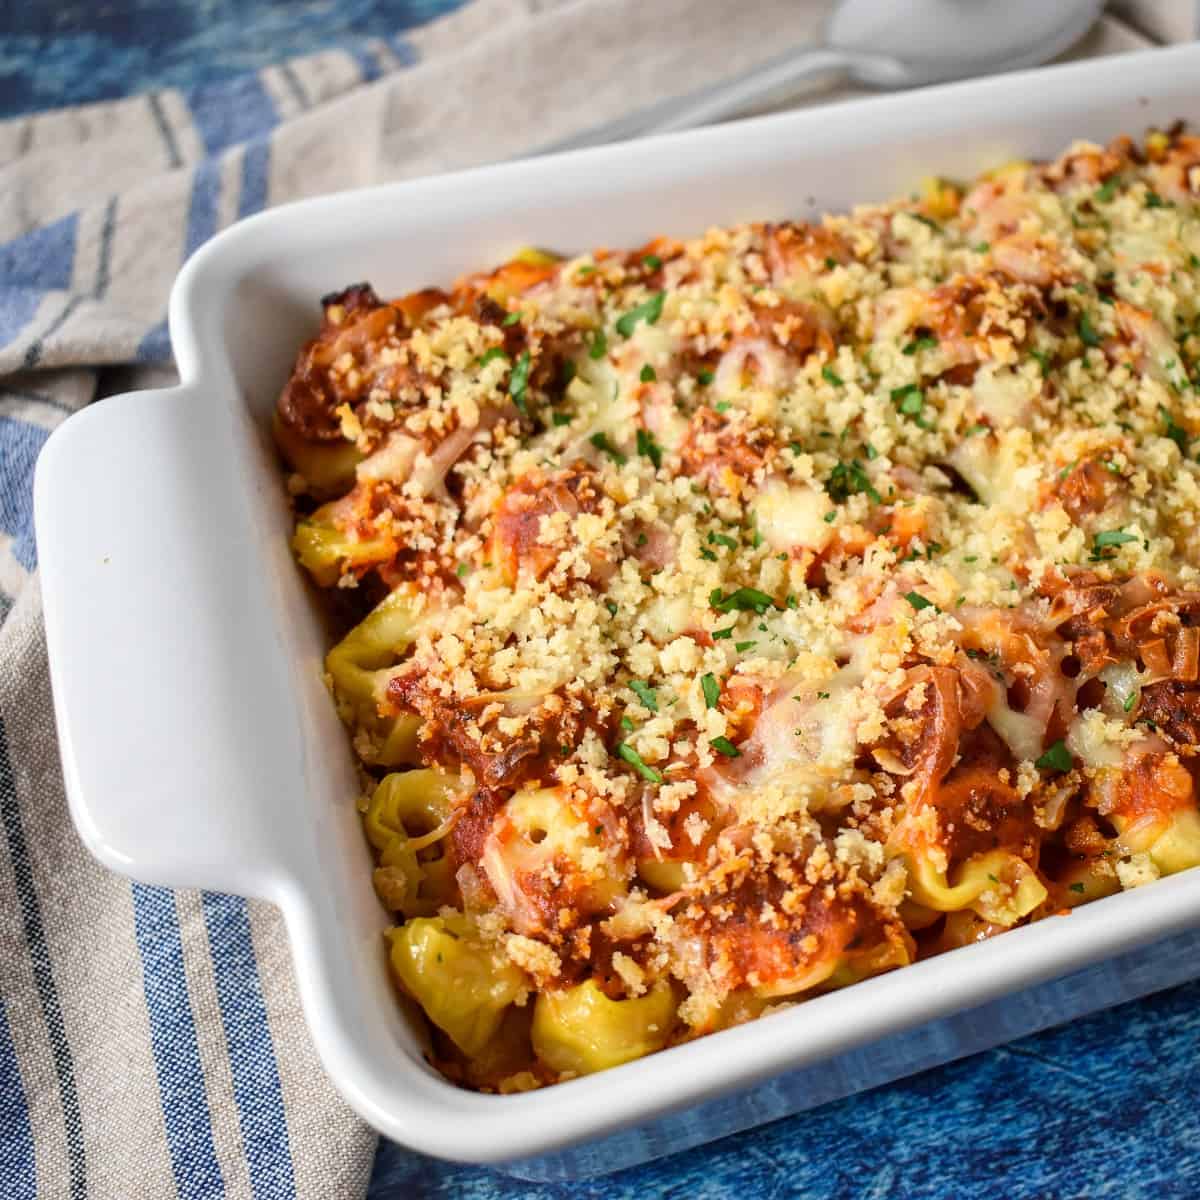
35 386 301 898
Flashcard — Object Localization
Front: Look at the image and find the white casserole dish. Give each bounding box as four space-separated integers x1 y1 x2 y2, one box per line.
34 42 1200 1175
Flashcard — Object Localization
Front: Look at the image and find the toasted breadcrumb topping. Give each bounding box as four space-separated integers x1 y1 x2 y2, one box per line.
279 129 1200 1091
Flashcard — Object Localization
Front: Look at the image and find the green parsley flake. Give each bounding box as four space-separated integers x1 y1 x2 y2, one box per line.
629 680 658 711
701 673 721 709
616 742 662 783
640 364 657 383
502 311 521 326
891 383 925 417
1069 882 1086 894
904 591 934 611
551 411 572 427
478 347 509 367
642 254 662 270
827 459 882 505
709 530 738 551
1094 177 1120 203
1078 313 1102 348
616 291 666 338
712 625 735 640
1124 691 1139 714
697 368 715 386
455 563 470 578
822 365 844 387
509 349 531 412
711 586 775 614
589 330 608 360
734 640 757 652
1035 740 1073 773
636 428 663 470
1161 405 1190 454
903 335 938 356
1093 528 1138 549
590 432 626 464
709 736 741 759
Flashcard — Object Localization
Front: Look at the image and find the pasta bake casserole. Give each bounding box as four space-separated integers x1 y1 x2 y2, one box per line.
275 128 1200 1091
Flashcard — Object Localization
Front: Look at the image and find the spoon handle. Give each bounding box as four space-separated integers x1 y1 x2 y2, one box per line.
538 45 855 155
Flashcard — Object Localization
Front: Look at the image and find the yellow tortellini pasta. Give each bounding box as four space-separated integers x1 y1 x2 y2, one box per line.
272 410 363 499
903 848 1047 928
366 770 461 917
1113 807 1200 877
531 980 677 1076
325 589 423 766
388 916 528 1058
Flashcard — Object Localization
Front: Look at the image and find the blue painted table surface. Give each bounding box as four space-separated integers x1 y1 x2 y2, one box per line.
6 5 1199 1197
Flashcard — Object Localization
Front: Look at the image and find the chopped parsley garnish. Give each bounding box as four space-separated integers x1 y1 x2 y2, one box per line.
696 369 716 388
509 349 531 412
478 346 509 367
821 365 844 387
605 601 618 616
734 640 757 652
455 563 470 578
974 241 990 253
1145 190 1168 209
709 736 741 759
616 742 662 783
911 213 940 231
629 680 658 711
590 432 626 464
824 256 837 269
1078 313 1102 348
616 290 666 337
903 335 938 356
865 443 879 460
561 359 576 388
640 364 657 383
1030 349 1051 377
1094 177 1119 203
588 330 608 360
715 400 732 413
1093 528 1138 549
701 673 721 709
709 530 738 551
712 624 735 640
904 591 934 611
551 411 572 427
1124 691 1139 713
826 459 882 504
620 715 634 731
642 253 662 270
1035 740 1073 773
636 428 663 469
1161 405 1190 454
711 586 775 614
1069 882 1086 894
700 548 718 562
891 383 925 419
502 311 521 326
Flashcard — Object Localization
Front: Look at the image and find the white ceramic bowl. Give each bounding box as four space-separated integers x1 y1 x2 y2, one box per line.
34 42 1200 1171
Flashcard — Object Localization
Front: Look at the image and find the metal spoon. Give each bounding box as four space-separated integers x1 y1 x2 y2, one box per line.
542 0 1104 154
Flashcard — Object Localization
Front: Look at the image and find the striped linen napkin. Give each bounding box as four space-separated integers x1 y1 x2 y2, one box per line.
0 2 1183 1197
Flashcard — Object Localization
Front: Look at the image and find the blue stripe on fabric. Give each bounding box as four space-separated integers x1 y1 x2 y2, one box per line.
0 212 78 290
0 998 37 1200
137 153 226 363
387 35 420 69
238 138 271 220
0 416 48 571
0 214 79 348
202 893 296 1200
345 41 383 84
131 884 225 1200
0 717 87 1199
184 73 280 156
